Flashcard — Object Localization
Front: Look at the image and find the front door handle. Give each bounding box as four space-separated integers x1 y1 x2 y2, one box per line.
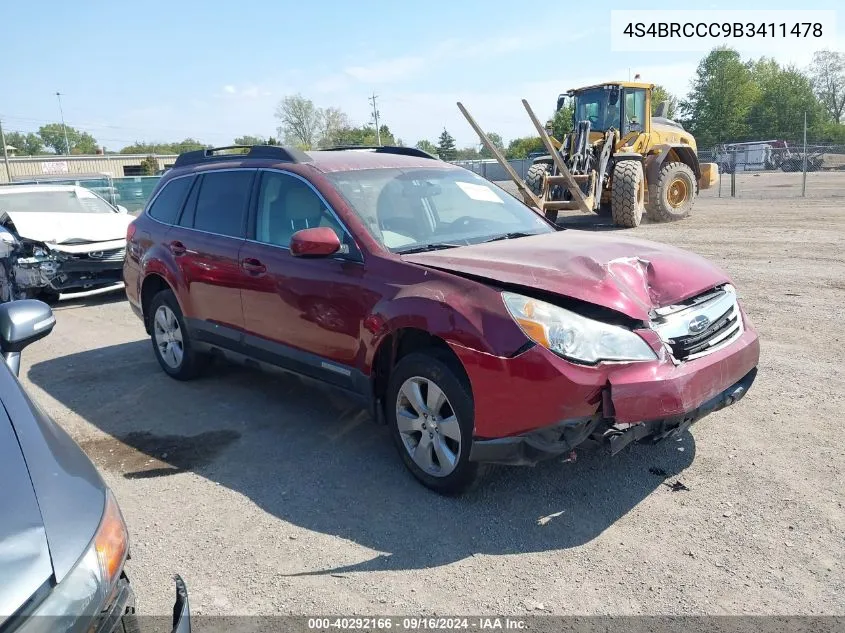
241 257 266 275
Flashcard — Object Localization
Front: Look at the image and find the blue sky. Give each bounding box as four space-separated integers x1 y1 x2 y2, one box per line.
2 0 842 150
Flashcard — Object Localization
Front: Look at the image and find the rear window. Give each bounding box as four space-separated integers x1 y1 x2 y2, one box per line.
147 176 193 224
0 189 116 214
190 171 254 238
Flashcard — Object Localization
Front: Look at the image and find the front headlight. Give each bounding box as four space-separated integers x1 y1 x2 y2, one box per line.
30 490 128 625
502 291 657 364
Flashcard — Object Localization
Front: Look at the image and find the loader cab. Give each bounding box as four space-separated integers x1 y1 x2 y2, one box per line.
568 83 650 137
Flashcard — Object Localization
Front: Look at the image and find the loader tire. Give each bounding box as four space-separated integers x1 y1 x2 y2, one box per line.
610 161 645 228
646 161 696 222
526 162 550 197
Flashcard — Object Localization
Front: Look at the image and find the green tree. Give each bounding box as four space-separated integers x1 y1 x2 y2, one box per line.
332 124 396 146
478 131 504 158
550 104 574 138
506 137 544 159
4 131 44 155
119 138 208 155
809 49 845 123
266 136 280 145
679 47 759 148
415 140 438 156
436 129 457 161
140 155 160 175
318 107 351 147
233 135 267 146
38 123 98 154
274 94 322 149
747 63 826 140
651 84 678 118
455 146 482 160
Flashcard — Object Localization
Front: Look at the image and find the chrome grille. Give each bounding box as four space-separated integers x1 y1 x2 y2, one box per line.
651 285 744 362
72 247 126 263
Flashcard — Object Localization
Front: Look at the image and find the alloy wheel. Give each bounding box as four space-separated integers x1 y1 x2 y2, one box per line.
395 376 462 477
153 305 184 369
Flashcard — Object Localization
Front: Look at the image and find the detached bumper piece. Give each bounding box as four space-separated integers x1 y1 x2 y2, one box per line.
470 415 604 466
606 367 757 455
469 367 757 466
171 575 191 633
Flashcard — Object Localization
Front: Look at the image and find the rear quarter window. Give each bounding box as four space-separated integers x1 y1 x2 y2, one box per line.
147 176 194 224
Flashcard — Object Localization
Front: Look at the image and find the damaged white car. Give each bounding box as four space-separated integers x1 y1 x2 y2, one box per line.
0 185 133 302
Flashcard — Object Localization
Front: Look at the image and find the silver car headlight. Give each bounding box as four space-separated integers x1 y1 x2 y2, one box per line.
28 490 129 631
502 291 657 364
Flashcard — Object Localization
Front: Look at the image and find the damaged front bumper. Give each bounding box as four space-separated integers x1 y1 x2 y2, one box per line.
469 367 757 465
452 310 760 466
5 241 125 297
469 367 757 466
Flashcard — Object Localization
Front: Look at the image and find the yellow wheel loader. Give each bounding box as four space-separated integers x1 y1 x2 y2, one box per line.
525 81 718 227
458 82 719 229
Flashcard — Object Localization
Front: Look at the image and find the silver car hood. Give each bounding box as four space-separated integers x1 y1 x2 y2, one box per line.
0 407 52 621
0 365 106 621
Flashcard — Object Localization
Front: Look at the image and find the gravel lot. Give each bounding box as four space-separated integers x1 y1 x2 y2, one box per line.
18 178 845 617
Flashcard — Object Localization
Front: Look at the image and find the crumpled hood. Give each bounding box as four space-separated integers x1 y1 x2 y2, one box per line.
0 412 53 622
402 230 732 321
2 211 132 245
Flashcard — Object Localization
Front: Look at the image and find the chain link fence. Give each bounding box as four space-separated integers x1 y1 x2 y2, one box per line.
698 143 845 199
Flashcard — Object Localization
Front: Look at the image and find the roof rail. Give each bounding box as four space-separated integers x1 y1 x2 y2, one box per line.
172 144 311 168
320 145 439 160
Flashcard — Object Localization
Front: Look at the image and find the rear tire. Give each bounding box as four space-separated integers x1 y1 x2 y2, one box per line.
526 162 551 197
149 289 209 380
610 161 645 228
386 351 485 495
646 161 696 222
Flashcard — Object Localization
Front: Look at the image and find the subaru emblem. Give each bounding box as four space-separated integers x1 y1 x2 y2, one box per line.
688 315 710 334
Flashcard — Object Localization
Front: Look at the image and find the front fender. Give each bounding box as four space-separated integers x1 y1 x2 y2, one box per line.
362 278 527 369
645 144 701 184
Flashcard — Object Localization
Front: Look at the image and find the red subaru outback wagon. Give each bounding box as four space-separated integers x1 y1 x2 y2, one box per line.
124 145 760 494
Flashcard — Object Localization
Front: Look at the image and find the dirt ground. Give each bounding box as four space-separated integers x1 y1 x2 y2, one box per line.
18 185 845 617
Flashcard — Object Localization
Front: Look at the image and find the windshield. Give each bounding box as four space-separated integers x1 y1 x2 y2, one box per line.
0 189 117 214
574 87 621 131
326 168 555 252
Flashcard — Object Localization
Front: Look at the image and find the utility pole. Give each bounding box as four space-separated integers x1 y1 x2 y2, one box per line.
802 111 808 197
0 119 11 182
55 91 71 155
369 93 382 145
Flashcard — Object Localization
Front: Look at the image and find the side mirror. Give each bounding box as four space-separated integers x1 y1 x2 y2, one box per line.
654 101 669 118
115 204 129 214
556 94 566 112
290 227 341 258
0 300 56 376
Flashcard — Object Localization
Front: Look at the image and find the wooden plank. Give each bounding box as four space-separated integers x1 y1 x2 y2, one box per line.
521 99 593 215
456 102 543 210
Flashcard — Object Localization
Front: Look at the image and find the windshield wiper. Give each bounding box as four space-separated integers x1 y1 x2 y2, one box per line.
396 242 463 254
482 231 538 243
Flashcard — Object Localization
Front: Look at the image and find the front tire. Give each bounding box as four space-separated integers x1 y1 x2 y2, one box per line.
149 289 208 380
525 161 551 197
610 160 645 228
386 352 484 495
646 161 696 222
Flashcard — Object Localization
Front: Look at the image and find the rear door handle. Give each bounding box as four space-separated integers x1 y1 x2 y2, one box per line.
169 240 187 256
241 257 266 275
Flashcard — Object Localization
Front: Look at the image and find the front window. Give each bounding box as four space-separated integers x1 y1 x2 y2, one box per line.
573 86 622 131
326 168 555 253
0 189 117 214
